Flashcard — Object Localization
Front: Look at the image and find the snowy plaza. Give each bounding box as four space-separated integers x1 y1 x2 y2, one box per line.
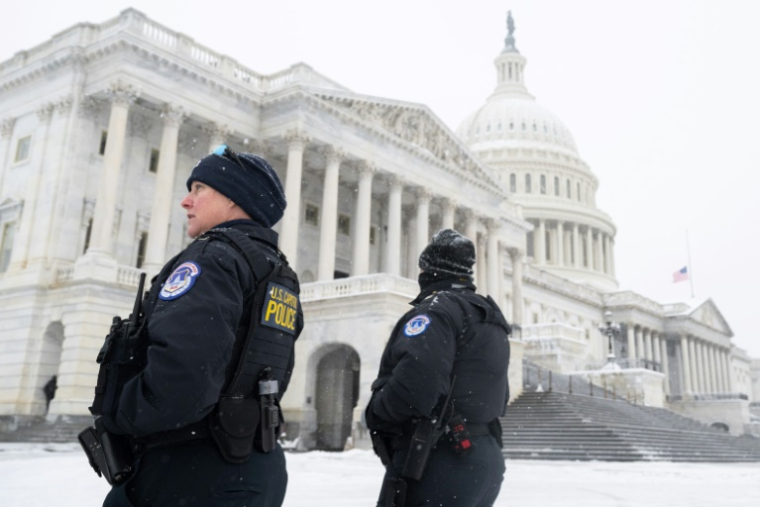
1 443 759 506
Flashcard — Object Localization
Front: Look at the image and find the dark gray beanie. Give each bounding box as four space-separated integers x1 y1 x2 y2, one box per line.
419 229 476 279
187 146 286 227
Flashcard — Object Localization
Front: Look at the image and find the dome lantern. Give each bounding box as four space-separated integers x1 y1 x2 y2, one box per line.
493 11 531 98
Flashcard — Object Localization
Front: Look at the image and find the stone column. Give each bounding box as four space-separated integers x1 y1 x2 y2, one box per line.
660 336 670 394
477 236 488 292
88 83 137 256
603 234 611 274
536 219 546 265
636 326 644 364
464 210 479 283
595 231 604 272
143 104 184 274
720 349 730 392
487 219 501 298
708 345 719 394
385 176 404 276
627 324 637 362
556 221 564 267
723 351 733 392
652 332 661 365
508 248 524 325
644 328 653 363
609 237 616 276
572 223 580 268
697 341 708 394
351 162 376 276
688 338 700 394
680 334 693 394
441 198 456 231
585 227 593 269
0 118 16 194
415 188 431 257
279 129 309 269
316 147 343 281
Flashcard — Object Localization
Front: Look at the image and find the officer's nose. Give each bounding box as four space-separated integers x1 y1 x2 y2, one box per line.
181 193 193 209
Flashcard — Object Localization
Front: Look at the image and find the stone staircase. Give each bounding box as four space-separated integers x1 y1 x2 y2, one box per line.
501 390 760 462
0 415 92 443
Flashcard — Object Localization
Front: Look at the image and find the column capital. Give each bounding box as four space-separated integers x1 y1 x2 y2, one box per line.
386 173 406 190
357 161 378 177
57 95 74 116
462 208 479 222
413 186 432 202
318 145 345 165
1 117 15 139
507 247 525 259
486 217 501 232
161 104 185 128
440 197 458 212
285 128 310 147
202 122 232 142
106 80 139 107
36 102 55 122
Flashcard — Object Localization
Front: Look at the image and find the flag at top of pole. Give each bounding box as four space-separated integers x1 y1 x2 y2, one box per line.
673 266 689 283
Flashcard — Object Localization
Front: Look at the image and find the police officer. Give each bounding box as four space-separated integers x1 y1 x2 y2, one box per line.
99 145 303 506
365 229 510 507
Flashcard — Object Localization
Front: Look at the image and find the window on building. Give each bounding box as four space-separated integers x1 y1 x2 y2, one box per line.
304 203 319 226
15 136 31 163
334 270 349 279
577 182 581 201
545 230 551 261
509 173 516 193
527 231 534 258
540 175 546 194
338 214 351 236
566 179 571 198
82 218 93 254
509 122 514 130
370 226 376 245
554 176 560 196
136 232 148 268
521 122 526 131
149 149 160 173
99 131 108 155
0 222 16 273
525 174 532 193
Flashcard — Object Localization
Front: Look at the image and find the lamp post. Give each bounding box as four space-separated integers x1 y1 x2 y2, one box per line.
598 311 621 364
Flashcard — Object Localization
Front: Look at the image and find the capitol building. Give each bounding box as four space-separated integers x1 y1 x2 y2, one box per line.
0 9 757 449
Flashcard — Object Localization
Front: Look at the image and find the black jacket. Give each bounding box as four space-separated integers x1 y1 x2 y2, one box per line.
368 279 511 430
105 220 302 438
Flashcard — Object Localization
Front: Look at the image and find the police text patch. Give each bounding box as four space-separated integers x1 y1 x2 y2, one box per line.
159 261 201 301
261 282 298 335
404 314 431 337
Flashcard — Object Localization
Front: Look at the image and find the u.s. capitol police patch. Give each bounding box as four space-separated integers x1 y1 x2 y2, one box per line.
159 261 201 301
404 314 431 337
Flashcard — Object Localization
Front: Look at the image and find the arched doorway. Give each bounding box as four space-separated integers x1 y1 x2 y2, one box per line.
315 345 360 450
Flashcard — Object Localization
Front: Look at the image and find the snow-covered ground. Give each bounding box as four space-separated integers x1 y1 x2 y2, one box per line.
1 443 759 506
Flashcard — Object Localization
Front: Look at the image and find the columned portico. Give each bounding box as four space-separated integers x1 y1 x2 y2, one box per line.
143 104 184 275
317 147 342 281
279 130 309 269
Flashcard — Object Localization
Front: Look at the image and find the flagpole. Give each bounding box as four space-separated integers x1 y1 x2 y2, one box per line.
685 229 695 298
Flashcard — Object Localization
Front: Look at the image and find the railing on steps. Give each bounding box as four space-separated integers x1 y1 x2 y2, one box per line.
522 359 623 401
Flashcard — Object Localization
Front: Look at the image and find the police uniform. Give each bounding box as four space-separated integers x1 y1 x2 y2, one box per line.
101 220 302 506
366 229 510 507
90 146 301 507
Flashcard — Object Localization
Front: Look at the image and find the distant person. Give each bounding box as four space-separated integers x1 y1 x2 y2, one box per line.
81 144 302 507
365 229 511 507
43 375 57 412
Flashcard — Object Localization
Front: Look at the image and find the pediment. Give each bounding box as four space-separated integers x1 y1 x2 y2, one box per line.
688 299 733 336
311 91 504 191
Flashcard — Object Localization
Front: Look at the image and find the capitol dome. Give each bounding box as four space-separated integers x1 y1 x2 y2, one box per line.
458 12 618 292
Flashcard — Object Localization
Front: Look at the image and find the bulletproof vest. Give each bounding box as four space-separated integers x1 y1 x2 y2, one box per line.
204 227 300 397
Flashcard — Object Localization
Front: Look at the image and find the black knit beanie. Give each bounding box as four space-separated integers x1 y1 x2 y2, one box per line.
187 146 286 227
418 229 476 280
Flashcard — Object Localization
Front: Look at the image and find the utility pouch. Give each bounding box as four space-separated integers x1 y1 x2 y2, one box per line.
382 476 407 507
448 414 474 455
256 375 279 453
78 426 134 485
401 418 438 481
209 397 260 464
370 431 392 467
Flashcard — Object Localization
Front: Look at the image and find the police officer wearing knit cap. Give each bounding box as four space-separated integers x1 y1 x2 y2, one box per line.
101 145 302 507
366 229 511 507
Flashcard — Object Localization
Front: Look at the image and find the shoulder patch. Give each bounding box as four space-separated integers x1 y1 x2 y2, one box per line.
403 314 431 337
261 282 299 335
159 261 201 301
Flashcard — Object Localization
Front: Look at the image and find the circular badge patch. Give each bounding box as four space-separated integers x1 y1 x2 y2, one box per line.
404 314 431 337
159 261 201 301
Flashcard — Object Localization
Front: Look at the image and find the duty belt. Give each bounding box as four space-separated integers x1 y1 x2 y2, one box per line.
390 422 492 453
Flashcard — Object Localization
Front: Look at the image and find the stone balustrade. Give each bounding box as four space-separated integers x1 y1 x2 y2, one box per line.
300 273 418 303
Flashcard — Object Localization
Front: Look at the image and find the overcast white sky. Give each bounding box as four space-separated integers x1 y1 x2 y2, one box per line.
2 1 759 359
